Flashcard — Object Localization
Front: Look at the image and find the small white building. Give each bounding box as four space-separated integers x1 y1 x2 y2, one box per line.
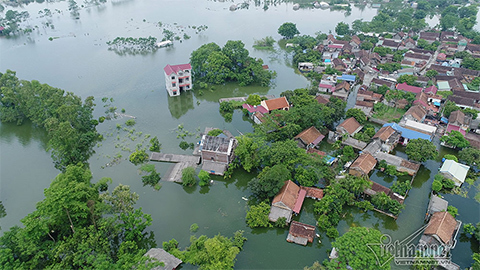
163 64 193 97
439 159 470 187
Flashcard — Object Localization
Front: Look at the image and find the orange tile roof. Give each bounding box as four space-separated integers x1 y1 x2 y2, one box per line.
337 117 362 135
351 153 377 175
264 97 290 111
373 126 396 142
294 126 324 146
424 211 457 244
272 180 300 210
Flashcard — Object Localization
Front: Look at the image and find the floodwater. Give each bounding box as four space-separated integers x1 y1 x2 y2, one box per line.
0 1 478 269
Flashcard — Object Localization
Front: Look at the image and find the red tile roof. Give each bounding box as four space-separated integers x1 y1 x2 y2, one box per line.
301 186 324 200
315 95 329 104
294 126 325 146
293 189 306 214
424 85 438 95
424 211 457 244
350 153 377 175
337 117 362 135
263 97 290 111
288 221 316 243
272 180 300 210
164 64 192 76
396 82 423 94
373 126 396 142
242 104 268 114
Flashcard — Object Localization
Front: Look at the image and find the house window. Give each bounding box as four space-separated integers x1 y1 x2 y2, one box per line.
171 76 175 80
185 70 190 73
179 78 184 84
186 85 189 89
185 77 189 81
172 83 176 87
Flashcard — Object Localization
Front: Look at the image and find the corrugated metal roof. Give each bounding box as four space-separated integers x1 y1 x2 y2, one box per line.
383 123 432 141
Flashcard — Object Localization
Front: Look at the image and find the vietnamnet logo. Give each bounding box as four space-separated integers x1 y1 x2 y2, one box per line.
367 224 453 266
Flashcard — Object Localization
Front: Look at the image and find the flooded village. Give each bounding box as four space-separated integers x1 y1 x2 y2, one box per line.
0 0 479 269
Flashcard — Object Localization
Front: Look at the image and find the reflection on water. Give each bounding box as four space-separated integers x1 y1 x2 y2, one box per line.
167 90 195 119
0 120 49 149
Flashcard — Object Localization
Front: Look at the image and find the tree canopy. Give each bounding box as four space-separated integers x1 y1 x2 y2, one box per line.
278 22 300 39
190 41 275 86
0 164 157 269
324 227 392 270
441 130 470 149
405 139 438 162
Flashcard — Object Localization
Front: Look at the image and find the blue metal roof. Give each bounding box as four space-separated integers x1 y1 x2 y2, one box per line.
383 123 432 141
338 74 356 82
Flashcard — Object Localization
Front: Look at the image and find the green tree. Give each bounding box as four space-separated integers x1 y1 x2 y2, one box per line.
405 139 438 162
397 74 418 86
140 164 161 187
234 134 263 172
0 165 156 269
246 94 262 106
198 170 210 186
442 101 460 118
278 22 300 39
248 164 290 199
441 130 470 149
458 147 480 166
341 145 356 163
149 136 161 152
181 167 197 187
245 201 273 228
324 227 392 270
385 89 404 111
360 41 373 50
346 108 367 124
335 22 350 35
426 69 438 78
432 179 443 192
447 205 458 218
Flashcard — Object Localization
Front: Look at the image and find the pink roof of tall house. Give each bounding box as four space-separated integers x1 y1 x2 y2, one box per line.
164 64 192 76
396 82 423 94
328 44 343 49
424 85 438 95
318 83 335 90
242 104 268 114
446 124 466 136
437 53 447 61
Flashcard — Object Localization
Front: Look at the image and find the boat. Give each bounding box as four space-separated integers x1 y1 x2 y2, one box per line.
155 40 173 48
319 1 329 8
293 3 300 10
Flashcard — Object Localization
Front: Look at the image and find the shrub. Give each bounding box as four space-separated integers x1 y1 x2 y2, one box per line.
219 101 234 113
432 179 443 192
443 154 458 162
207 129 223 137
179 141 190 150
274 217 288 228
190 223 199 232
129 149 148 165
181 167 197 187
246 201 273 228
198 170 210 187
326 227 339 238
149 136 161 152
125 119 136 126
447 205 458 218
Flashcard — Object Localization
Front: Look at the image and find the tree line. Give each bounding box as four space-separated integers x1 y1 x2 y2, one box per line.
0 70 101 171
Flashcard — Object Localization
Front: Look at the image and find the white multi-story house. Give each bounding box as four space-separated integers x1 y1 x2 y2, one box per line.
163 63 192 96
